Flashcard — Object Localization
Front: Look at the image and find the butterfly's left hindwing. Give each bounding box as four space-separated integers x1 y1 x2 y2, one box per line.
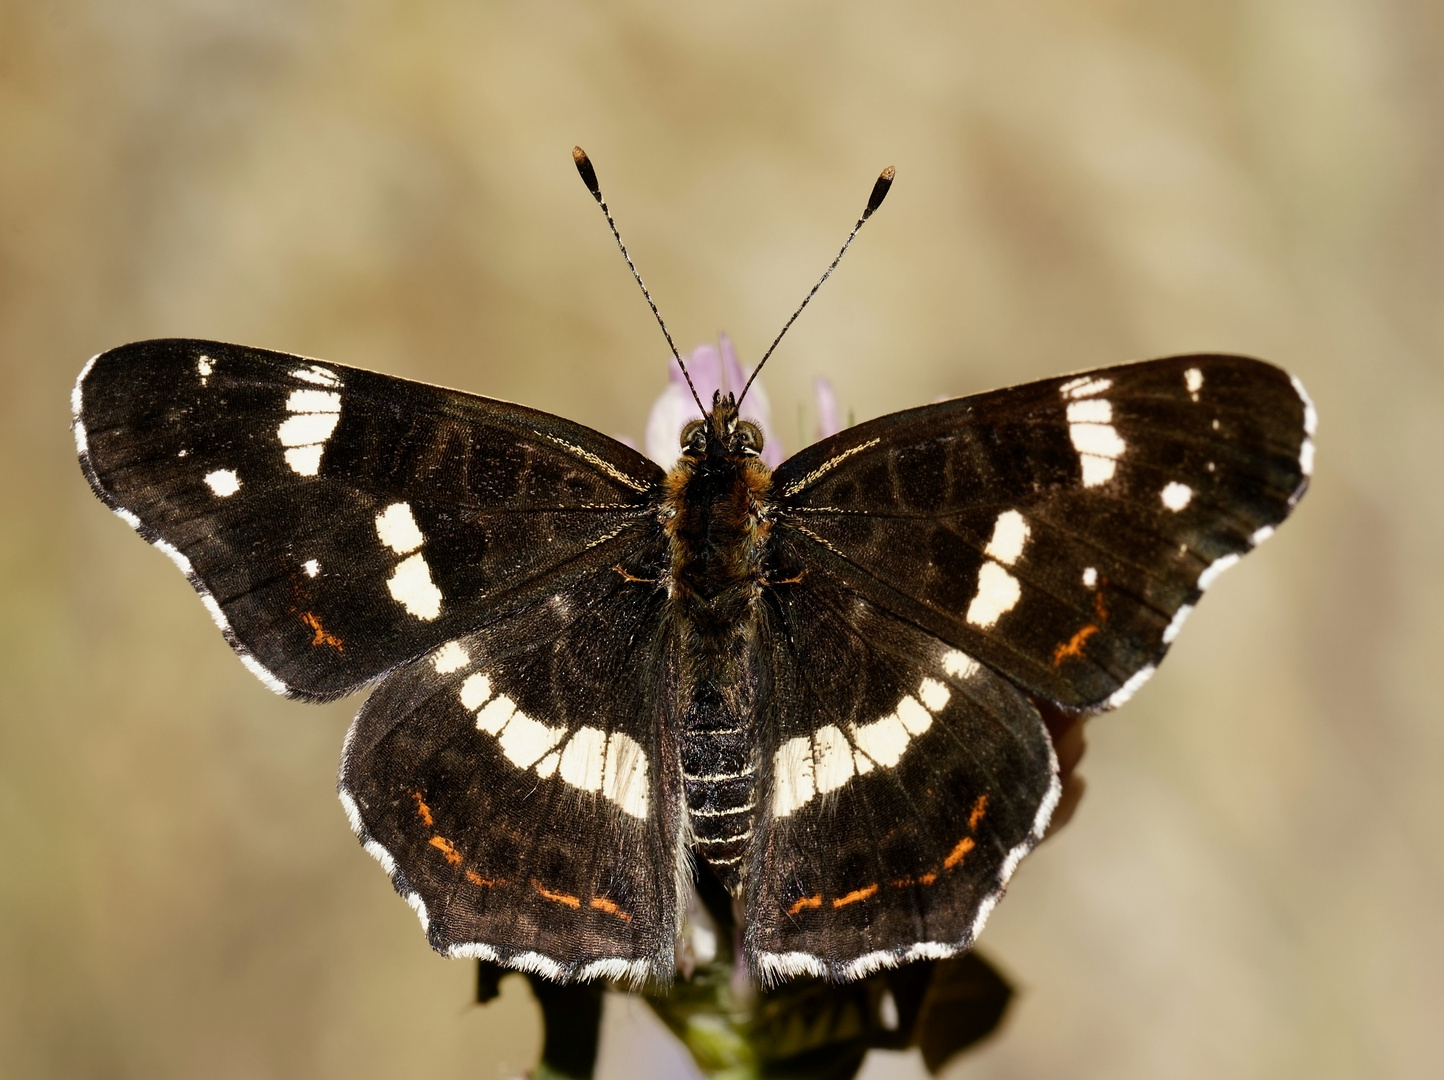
746 571 1057 983
74 339 664 699
340 537 680 984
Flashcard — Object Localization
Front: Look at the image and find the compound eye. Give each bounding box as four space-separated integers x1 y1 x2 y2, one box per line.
736 421 764 455
680 419 706 450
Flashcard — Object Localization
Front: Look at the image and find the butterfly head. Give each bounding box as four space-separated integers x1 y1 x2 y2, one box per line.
680 391 765 462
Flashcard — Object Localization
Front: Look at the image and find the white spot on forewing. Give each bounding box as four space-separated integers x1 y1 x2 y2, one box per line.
942 650 979 679
1198 552 1241 591
1060 376 1112 399
1106 665 1156 709
303 558 320 578
286 388 341 414
1160 481 1193 511
375 502 425 554
1162 604 1193 645
772 736 816 817
278 411 341 447
498 711 565 769
197 355 213 384
812 725 855 794
291 364 341 387
284 446 324 476
1065 399 1111 424
1079 454 1117 486
204 469 240 497
1082 567 1097 587
1185 367 1204 394
432 641 470 674
387 553 442 620
1250 525 1275 546
983 510 1030 566
1300 438 1315 476
559 726 608 791
1069 422 1127 459
966 561 1021 628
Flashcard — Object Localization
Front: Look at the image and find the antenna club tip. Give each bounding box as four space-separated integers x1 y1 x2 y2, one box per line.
863 165 896 218
572 146 603 201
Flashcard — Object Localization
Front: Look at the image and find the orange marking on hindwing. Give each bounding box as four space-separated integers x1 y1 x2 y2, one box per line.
833 884 879 908
533 881 582 909
300 611 344 651
918 871 937 885
1094 586 1109 621
968 794 989 831
428 836 463 865
412 793 434 826
590 897 633 922
787 894 823 916
465 871 503 888
1052 624 1098 666
944 836 975 869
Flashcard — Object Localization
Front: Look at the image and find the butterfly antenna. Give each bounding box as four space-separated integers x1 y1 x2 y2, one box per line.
572 147 707 416
737 166 895 408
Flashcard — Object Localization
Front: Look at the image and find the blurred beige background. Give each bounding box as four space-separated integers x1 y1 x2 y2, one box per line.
3 1 1442 1077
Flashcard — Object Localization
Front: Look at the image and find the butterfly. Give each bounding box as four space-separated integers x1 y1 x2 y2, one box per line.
71 153 1315 987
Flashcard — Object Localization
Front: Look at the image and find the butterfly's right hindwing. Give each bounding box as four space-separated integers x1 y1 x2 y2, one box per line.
340 534 681 984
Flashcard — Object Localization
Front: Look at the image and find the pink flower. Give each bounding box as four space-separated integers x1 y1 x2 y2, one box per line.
644 335 783 469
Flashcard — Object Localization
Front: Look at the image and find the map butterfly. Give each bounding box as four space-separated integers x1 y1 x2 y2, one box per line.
72 152 1314 986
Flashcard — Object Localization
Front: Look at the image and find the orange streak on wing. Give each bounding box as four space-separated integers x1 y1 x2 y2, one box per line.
300 611 344 651
787 894 824 916
533 882 582 909
428 836 463 865
1052 624 1098 666
832 884 879 908
917 872 937 885
944 837 975 869
465 871 502 888
968 794 989 831
412 793 434 826
589 897 633 922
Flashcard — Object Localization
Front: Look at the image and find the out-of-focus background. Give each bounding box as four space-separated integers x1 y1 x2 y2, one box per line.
2 2 1441 1077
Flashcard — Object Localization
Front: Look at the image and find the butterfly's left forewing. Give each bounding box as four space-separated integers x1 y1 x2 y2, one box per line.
770 354 1313 711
